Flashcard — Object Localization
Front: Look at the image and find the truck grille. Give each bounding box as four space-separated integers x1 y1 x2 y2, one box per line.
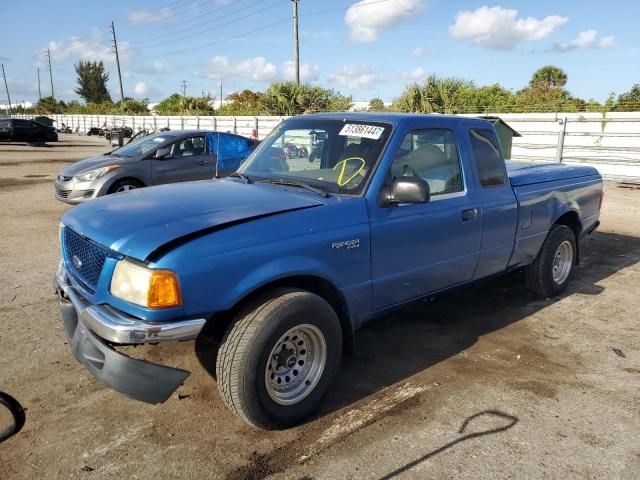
63 228 110 291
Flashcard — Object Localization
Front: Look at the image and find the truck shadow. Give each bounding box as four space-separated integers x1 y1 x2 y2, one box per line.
316 230 640 417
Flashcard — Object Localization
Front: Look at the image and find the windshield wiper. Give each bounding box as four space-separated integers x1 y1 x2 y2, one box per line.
229 172 253 184
259 179 331 198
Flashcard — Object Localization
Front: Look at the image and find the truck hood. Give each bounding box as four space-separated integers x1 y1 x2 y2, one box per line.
506 160 600 187
60 154 132 176
61 180 324 261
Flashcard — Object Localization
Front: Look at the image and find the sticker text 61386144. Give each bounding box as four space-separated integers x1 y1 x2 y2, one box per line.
339 124 385 140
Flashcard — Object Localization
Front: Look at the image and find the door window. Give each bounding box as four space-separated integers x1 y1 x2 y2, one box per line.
469 129 506 187
390 129 463 196
169 136 207 157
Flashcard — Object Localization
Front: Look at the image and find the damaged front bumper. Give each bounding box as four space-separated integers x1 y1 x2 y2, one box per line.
55 264 206 404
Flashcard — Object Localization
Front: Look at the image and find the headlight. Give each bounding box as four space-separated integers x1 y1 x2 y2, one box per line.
110 259 182 309
75 165 121 182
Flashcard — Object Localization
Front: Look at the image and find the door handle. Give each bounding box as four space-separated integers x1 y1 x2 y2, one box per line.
461 208 478 221
196 161 209 165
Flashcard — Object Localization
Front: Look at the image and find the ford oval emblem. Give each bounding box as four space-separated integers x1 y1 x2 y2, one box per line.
72 255 82 269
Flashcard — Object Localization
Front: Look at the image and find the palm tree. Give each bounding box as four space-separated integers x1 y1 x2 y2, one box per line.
530 66 568 89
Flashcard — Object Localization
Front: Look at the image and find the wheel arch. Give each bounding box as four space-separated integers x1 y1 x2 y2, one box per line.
204 274 355 356
105 176 146 194
552 210 581 264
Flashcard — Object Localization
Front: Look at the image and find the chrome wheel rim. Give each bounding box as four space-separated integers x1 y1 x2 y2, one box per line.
264 324 327 406
116 184 137 192
552 240 573 284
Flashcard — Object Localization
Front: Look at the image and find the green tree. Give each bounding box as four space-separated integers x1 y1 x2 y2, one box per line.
392 75 474 114
218 89 263 115
154 94 215 115
116 97 149 115
35 96 66 114
74 60 112 104
368 97 386 111
529 65 568 90
259 82 352 115
614 84 640 111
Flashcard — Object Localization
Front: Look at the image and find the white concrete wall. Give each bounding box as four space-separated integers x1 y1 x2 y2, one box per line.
14 112 640 180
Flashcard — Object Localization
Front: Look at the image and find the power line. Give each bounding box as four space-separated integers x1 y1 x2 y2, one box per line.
305 0 393 17
110 21 125 103
134 0 279 49
127 0 260 43
141 17 291 59
181 79 188 97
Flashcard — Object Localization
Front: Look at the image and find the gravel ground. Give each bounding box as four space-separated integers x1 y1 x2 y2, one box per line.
0 136 638 479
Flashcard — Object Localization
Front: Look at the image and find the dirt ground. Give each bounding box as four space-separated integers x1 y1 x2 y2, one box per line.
0 135 638 479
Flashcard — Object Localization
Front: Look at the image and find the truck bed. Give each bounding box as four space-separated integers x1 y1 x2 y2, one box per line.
506 161 599 187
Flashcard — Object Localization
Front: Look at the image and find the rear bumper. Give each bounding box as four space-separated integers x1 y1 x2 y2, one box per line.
55 264 205 403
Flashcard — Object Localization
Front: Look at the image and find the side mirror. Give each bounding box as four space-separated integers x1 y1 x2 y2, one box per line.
384 177 430 205
154 147 171 159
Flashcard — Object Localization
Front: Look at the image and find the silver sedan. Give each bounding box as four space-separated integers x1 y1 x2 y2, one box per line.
55 130 257 204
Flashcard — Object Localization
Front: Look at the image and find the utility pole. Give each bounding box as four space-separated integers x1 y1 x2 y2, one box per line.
110 21 125 102
292 0 300 85
46 48 54 98
219 71 223 109
1 64 12 115
37 67 42 100
181 80 188 98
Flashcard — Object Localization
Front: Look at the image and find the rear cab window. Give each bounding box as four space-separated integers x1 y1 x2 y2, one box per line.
469 128 507 187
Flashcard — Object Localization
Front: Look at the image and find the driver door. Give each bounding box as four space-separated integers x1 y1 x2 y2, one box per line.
151 135 215 185
369 127 483 310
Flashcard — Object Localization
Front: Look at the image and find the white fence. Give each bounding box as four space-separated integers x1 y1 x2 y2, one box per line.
12 112 640 180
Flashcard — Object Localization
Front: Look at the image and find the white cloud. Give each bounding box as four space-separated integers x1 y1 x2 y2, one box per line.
345 0 426 43
194 56 320 84
128 7 174 25
412 47 430 57
42 32 137 67
401 67 426 81
552 30 615 52
449 6 568 50
329 64 384 90
281 61 321 82
133 82 147 96
208 56 279 82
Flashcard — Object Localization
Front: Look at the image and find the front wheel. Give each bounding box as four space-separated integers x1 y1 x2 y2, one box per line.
107 178 144 194
216 289 342 429
525 224 577 297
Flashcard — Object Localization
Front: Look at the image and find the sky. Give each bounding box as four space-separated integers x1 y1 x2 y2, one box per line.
1 0 639 105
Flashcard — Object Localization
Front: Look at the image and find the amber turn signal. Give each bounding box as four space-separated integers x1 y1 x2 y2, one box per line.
147 270 182 309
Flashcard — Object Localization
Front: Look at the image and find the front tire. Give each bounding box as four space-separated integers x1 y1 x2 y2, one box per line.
216 289 342 429
107 178 144 194
525 224 577 297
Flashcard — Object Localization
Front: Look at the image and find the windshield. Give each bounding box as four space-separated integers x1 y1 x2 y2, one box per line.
111 135 173 158
238 119 392 195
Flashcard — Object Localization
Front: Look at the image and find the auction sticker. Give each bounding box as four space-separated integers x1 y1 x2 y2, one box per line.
339 124 385 140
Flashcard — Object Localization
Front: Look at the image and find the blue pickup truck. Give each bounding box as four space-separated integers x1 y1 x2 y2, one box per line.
55 113 603 429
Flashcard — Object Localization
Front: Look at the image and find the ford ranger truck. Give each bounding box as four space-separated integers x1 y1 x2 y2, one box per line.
55 113 603 429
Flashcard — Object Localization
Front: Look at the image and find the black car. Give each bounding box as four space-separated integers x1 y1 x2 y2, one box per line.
0 118 58 143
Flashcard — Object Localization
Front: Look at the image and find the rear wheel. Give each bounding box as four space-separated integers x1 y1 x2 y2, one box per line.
107 178 144 194
525 224 577 297
216 289 342 429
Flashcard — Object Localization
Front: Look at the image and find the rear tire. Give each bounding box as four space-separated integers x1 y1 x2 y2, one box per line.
525 224 577 297
216 289 342 429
